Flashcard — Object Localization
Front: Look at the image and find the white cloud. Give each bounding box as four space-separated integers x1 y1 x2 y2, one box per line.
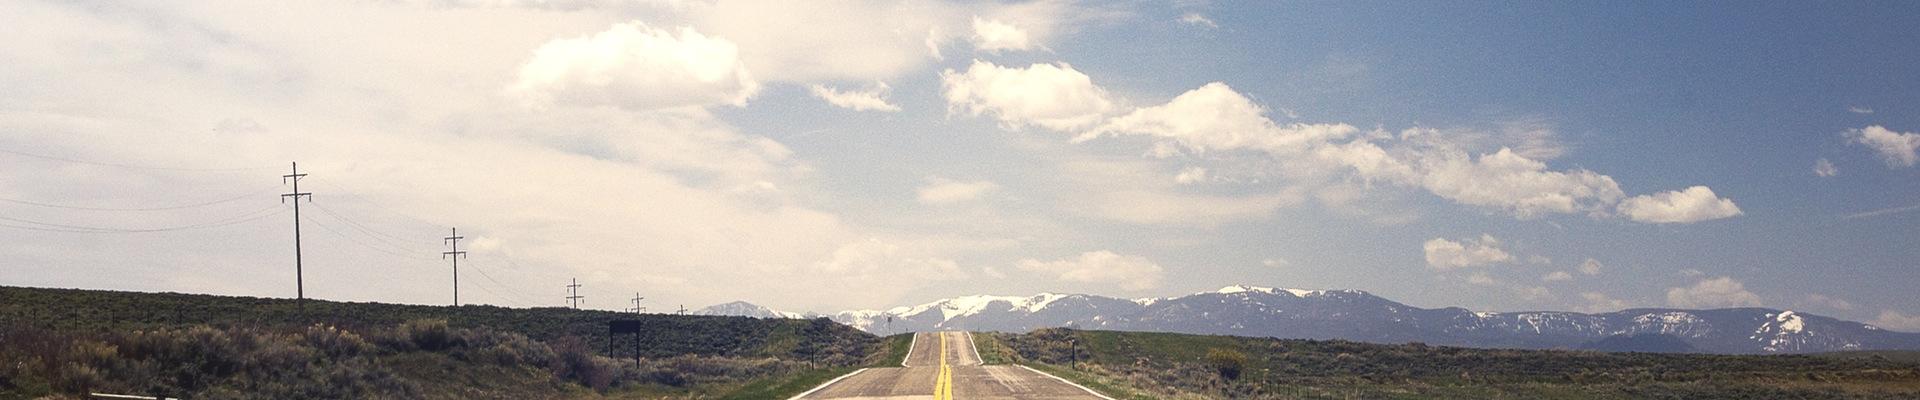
1801 294 1855 311
1466 272 1500 286
1423 234 1512 270
1678 268 1706 277
970 17 1032 52
1174 166 1209 184
1514 285 1552 301
1420 148 1625 218
1873 310 1920 332
1849 125 1920 168
808 82 901 112
1578 292 1632 313
1543 271 1573 282
1814 158 1839 177
916 178 999 205
1178 13 1217 28
1015 251 1165 291
812 238 964 278
1666 276 1764 309
512 22 758 110
1073 82 1720 222
1617 186 1743 224
1262 258 1289 267
1578 258 1604 276
942 60 1116 131
1849 106 1874 114
1085 82 1359 155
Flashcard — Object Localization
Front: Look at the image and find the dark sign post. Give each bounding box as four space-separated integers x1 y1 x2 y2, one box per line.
609 320 644 367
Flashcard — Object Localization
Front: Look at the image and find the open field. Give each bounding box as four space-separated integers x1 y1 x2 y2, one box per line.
985 328 1920 399
0 286 895 399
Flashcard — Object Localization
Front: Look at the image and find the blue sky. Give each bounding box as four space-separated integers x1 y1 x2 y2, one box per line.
1 0 1916 329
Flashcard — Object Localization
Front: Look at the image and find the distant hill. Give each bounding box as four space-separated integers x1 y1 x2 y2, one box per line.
0 285 892 399
981 328 1920 399
705 285 1920 354
1580 333 1699 353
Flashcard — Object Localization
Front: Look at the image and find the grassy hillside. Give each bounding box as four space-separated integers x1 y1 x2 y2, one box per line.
0 286 891 399
986 328 1920 399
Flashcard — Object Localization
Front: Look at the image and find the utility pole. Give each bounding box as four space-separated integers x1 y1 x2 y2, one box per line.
280 162 312 309
626 293 645 314
676 305 687 315
442 228 467 306
566 278 584 309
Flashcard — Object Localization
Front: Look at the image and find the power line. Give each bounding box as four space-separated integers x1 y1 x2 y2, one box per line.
299 212 433 261
302 176 442 228
464 260 543 307
0 185 282 212
307 203 439 252
0 204 285 233
0 146 275 172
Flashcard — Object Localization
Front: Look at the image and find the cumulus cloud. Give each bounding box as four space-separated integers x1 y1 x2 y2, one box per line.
1420 148 1625 218
1068 82 1723 223
1814 158 1839 177
1085 82 1359 155
1849 125 1920 168
512 22 758 110
1579 292 1632 313
1174 167 1209 184
812 238 964 278
1016 251 1165 291
1423 234 1512 270
942 60 1116 131
1617 186 1743 224
916 178 998 205
809 82 901 112
1578 258 1604 275
1542 271 1573 282
970 17 1032 52
1874 310 1920 332
1666 277 1764 309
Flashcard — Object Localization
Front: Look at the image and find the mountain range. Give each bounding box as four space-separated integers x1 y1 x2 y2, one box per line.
694 285 1920 354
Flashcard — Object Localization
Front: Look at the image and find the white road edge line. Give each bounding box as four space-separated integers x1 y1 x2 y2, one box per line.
787 367 869 400
965 331 984 365
902 332 919 367
1018 364 1119 400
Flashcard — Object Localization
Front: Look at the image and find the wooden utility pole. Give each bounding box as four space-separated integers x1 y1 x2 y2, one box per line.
626 293 645 314
442 228 467 306
566 278 585 309
280 162 312 309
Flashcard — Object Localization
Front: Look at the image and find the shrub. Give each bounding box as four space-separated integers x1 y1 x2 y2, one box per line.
550 336 612 391
1206 348 1249 381
303 324 371 359
400 319 454 351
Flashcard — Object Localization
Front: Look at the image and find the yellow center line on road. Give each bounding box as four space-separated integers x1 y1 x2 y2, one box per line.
933 332 954 400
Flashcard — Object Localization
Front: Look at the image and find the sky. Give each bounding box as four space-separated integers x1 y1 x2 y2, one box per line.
2 1 1917 330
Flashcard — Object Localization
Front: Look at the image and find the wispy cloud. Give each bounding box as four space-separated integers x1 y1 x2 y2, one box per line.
1843 203 1920 220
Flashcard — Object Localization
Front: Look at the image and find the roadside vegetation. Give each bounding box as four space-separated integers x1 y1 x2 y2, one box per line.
991 328 1920 399
0 286 892 399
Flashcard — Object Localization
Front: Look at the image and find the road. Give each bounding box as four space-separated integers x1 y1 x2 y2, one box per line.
794 331 1111 400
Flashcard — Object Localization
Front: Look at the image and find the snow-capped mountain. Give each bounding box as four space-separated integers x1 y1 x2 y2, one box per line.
696 285 1920 354
691 301 806 319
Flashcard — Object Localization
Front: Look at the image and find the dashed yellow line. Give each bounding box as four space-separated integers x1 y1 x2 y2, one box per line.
934 332 954 400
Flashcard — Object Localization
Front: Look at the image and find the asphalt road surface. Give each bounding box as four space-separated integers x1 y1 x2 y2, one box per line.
794 331 1111 400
